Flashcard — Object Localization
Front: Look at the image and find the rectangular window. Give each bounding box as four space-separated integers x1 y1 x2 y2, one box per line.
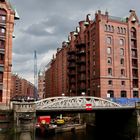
108 68 112 76
108 80 113 85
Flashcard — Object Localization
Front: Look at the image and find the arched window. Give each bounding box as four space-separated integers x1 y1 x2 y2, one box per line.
107 57 112 64
107 90 114 98
111 26 114 32
108 25 111 32
131 27 136 38
117 27 120 33
121 69 125 76
121 90 127 97
108 68 112 76
123 28 126 34
133 91 138 98
120 48 124 56
120 58 124 65
107 37 112 45
120 39 124 46
120 27 123 34
105 24 108 31
107 47 111 54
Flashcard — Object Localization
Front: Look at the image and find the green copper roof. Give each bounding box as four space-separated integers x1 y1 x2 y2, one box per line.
109 15 127 23
6 0 20 19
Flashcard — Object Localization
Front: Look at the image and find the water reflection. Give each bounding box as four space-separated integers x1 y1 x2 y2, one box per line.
0 128 136 140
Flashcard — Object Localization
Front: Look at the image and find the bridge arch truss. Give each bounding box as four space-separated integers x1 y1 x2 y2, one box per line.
35 96 121 111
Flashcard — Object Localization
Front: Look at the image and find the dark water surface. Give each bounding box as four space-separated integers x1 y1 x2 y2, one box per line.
36 130 94 140
35 128 134 140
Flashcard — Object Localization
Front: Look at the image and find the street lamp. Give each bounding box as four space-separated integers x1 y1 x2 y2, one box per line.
81 92 85 96
62 93 65 96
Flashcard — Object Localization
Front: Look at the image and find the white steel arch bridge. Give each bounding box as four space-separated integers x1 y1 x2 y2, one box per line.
35 96 131 111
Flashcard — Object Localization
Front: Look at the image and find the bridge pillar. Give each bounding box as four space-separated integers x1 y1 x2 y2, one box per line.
12 102 36 140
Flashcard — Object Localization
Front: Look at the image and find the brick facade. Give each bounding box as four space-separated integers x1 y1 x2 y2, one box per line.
11 74 35 98
44 10 140 98
0 0 17 104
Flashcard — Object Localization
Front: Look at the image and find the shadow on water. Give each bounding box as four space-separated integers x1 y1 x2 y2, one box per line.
35 128 136 140
0 127 136 140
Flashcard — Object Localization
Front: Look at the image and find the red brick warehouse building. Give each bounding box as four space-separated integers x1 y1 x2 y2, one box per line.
45 9 140 98
0 0 19 104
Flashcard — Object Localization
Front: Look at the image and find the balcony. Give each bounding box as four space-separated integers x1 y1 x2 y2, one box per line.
0 45 4 50
77 50 86 55
68 63 76 69
78 67 86 73
70 79 76 84
68 71 75 76
67 50 75 54
132 59 138 68
0 20 6 27
0 60 4 65
131 45 137 49
0 33 5 40
78 76 86 82
76 43 86 48
76 58 86 64
67 56 75 61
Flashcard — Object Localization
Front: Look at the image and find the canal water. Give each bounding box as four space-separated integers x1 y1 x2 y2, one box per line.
0 128 136 140
35 128 134 140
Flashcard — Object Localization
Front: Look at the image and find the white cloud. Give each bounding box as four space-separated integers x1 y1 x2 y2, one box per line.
10 0 140 84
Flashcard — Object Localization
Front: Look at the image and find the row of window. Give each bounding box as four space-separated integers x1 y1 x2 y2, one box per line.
106 36 125 46
108 80 125 86
105 24 126 34
107 47 124 56
107 57 124 65
107 90 138 98
108 68 125 76
92 68 125 77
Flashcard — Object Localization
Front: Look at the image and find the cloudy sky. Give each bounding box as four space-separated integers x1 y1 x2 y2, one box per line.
10 0 140 83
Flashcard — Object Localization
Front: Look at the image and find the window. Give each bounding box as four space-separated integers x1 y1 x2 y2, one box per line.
120 48 124 56
1 40 4 46
107 37 112 45
121 91 127 97
107 90 114 98
108 80 113 85
0 72 3 82
107 57 112 64
1 16 6 21
121 69 125 76
105 25 107 31
120 58 124 65
120 39 124 46
117 27 120 33
108 25 111 32
121 81 125 86
132 50 137 57
107 47 111 54
108 68 112 76
111 26 114 32
0 54 4 61
93 70 95 76
131 27 136 38
133 91 138 98
124 28 126 34
1 28 5 33
120 27 123 34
